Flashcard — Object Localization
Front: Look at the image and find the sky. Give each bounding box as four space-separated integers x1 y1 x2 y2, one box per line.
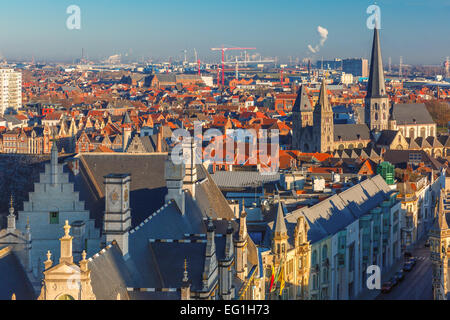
0 0 449 65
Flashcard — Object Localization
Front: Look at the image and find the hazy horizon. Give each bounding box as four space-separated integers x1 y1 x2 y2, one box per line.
0 0 449 65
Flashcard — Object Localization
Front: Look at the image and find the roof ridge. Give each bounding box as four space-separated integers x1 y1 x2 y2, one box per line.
129 201 172 234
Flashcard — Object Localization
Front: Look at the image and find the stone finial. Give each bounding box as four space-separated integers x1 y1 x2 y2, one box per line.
11 293 16 300
9 194 14 215
63 220 71 238
80 250 88 272
116 293 121 300
44 251 53 270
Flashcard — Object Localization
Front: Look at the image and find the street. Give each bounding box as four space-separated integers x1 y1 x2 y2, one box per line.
376 240 432 300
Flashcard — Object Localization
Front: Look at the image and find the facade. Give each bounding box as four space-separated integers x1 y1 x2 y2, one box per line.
16 142 101 281
38 221 96 300
0 69 22 115
430 188 450 300
398 171 445 251
258 175 401 300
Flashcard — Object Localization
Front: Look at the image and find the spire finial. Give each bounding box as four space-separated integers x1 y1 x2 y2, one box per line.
82 250 87 261
46 250 52 262
8 194 14 216
183 259 189 282
11 293 16 300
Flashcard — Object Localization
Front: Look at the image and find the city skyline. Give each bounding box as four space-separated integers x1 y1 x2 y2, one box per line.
0 0 449 65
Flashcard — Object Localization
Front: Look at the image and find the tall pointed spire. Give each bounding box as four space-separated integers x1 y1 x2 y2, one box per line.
273 198 287 236
317 78 330 111
293 85 313 113
366 28 387 99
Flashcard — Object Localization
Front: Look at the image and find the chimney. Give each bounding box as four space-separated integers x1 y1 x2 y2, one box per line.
182 137 198 199
165 153 186 215
103 174 132 256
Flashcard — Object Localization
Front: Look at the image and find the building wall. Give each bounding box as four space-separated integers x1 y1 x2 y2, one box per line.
0 69 22 115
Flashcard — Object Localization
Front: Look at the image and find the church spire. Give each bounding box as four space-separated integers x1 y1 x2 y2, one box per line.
273 198 288 236
316 78 331 112
366 28 387 99
293 85 313 113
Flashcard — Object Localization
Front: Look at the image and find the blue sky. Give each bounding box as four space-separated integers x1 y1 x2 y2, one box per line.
0 0 449 64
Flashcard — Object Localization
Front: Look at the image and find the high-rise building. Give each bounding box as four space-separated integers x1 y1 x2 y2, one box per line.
0 69 22 115
342 58 369 77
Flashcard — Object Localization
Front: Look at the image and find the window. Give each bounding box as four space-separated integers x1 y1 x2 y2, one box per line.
49 211 59 224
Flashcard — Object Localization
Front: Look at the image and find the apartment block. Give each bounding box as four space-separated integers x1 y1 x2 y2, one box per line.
0 69 22 115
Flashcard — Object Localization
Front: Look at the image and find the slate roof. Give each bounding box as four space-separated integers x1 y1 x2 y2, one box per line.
334 124 370 142
391 103 435 125
292 85 313 113
0 248 35 300
210 171 280 189
376 130 398 145
366 28 387 99
267 175 394 244
87 242 134 300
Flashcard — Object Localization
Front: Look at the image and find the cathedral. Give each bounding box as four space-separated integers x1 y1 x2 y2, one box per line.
292 28 438 155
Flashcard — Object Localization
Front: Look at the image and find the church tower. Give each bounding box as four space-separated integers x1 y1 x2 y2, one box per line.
312 79 334 153
365 28 390 131
292 85 314 150
429 189 450 300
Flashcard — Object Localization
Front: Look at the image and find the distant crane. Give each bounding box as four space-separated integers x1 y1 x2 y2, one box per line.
211 46 256 86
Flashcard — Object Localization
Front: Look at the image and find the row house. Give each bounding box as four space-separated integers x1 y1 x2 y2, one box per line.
397 169 445 250
259 175 401 300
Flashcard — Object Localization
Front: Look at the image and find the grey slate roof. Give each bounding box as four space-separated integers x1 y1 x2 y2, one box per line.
88 242 134 300
293 85 313 113
392 103 435 125
267 175 394 245
334 124 370 142
0 248 35 300
210 171 280 189
366 28 387 99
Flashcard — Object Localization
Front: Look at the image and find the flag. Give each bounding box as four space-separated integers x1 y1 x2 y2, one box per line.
279 265 285 296
269 265 275 293
271 263 281 292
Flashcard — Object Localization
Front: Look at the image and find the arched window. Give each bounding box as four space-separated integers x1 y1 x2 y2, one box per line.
409 128 415 139
322 245 328 261
312 250 317 266
374 113 378 121
374 103 379 110
420 127 426 138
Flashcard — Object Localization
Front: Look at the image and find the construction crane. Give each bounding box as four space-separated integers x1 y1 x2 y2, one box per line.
211 46 256 86
222 55 275 79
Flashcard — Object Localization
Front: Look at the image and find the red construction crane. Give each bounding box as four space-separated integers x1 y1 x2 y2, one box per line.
211 46 256 87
